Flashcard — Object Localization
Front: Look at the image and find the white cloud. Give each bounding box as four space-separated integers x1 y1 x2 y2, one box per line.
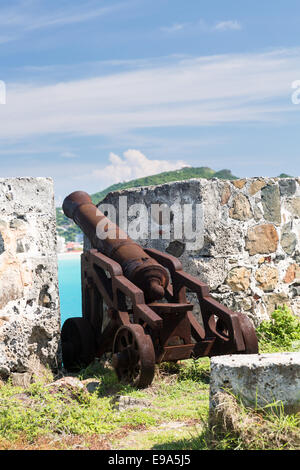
25 3 126 31
0 35 17 44
214 20 242 31
0 0 129 42
161 19 242 34
61 151 78 158
161 23 187 33
91 149 189 185
0 48 300 141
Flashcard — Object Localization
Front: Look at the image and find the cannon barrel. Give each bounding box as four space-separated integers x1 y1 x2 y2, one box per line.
63 191 169 301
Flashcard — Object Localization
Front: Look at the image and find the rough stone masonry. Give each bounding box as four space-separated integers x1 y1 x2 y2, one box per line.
210 352 300 413
100 177 300 326
0 178 60 379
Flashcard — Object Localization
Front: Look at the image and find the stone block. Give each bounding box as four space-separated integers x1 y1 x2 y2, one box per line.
245 224 279 255
0 178 60 378
210 353 300 414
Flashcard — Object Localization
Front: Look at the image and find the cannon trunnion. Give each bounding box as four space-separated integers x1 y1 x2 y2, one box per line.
61 191 258 388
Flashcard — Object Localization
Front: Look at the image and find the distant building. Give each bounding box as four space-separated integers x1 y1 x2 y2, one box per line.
65 241 83 252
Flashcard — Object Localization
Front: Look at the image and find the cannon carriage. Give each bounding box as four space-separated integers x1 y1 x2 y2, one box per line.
61 191 258 388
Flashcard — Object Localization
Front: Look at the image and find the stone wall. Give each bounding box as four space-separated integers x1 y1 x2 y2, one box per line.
100 177 300 325
0 178 60 379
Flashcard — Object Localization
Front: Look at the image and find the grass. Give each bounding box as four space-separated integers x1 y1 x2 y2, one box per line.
1 306 300 450
202 391 300 450
256 305 300 353
1 354 299 450
0 358 210 450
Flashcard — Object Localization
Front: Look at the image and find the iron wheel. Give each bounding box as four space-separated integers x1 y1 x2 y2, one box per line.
112 324 155 388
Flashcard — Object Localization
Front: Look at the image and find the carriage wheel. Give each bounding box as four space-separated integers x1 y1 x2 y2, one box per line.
112 324 155 388
61 317 96 371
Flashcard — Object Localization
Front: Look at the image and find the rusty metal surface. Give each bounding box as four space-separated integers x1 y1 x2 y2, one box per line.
63 191 169 302
112 324 155 388
61 191 259 387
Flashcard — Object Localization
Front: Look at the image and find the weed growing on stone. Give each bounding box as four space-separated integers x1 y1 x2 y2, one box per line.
198 391 300 450
257 305 300 352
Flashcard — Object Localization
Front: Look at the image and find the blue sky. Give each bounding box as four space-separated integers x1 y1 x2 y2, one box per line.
0 0 300 202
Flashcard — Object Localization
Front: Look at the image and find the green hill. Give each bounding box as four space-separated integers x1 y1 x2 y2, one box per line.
56 166 238 242
89 166 237 205
278 173 292 178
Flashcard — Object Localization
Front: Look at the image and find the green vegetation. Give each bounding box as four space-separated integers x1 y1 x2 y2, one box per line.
90 166 237 205
199 391 300 450
0 359 209 450
256 305 300 352
56 208 80 242
278 173 292 178
1 306 300 450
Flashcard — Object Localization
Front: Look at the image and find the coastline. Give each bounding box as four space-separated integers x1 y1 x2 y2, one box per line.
57 251 83 260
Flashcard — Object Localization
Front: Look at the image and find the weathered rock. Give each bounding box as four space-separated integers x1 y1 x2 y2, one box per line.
220 183 231 205
226 267 251 292
284 264 300 283
279 179 297 197
0 178 60 379
232 179 246 189
249 178 267 196
255 265 278 291
204 226 243 257
229 194 253 221
0 232 4 255
210 353 300 413
166 240 186 257
45 376 87 401
253 204 263 221
245 224 279 255
261 184 281 225
82 380 101 394
285 197 300 217
192 257 227 290
111 395 152 411
262 293 291 315
281 223 297 255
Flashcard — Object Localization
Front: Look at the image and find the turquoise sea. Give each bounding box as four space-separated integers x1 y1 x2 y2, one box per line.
58 254 82 327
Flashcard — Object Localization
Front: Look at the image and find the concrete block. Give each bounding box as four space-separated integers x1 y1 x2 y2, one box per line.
210 352 300 413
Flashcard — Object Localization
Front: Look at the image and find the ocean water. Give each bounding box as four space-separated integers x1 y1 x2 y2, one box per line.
58 255 82 327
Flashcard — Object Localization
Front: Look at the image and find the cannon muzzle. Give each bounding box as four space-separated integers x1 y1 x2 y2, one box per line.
63 191 169 301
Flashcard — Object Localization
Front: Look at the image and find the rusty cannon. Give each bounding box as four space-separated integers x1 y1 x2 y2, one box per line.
61 191 258 388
